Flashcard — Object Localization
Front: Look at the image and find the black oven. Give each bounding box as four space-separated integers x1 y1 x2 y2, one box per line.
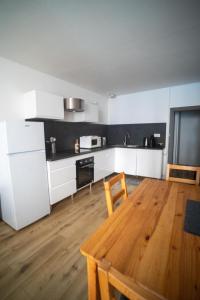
76 156 94 189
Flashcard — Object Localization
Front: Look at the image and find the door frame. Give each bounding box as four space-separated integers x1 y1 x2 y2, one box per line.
168 105 200 164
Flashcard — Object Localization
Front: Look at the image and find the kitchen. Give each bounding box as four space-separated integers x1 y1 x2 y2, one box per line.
0 1 200 300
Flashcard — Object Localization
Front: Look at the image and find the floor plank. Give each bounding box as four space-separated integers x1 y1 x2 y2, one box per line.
0 176 139 300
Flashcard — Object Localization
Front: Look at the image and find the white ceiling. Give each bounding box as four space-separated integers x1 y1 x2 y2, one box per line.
0 0 200 96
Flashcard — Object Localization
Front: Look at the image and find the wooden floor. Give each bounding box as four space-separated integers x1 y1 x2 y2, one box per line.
0 176 139 300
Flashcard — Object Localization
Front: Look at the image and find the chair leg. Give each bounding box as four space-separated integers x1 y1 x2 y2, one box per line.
121 173 128 200
98 265 113 300
166 164 170 180
196 170 200 185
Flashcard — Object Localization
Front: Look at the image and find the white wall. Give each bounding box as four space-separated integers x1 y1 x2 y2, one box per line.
170 82 200 108
0 56 108 123
108 88 170 124
108 82 200 125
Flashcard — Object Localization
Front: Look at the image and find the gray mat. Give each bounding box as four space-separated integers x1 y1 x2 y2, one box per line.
184 200 200 236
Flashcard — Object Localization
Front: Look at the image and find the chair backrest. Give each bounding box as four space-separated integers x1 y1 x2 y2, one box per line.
104 172 128 217
166 164 200 185
98 259 162 300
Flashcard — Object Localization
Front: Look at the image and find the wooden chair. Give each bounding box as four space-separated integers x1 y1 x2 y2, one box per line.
104 172 128 217
166 164 200 185
98 259 156 300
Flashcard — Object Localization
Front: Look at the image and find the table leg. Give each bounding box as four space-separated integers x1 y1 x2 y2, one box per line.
87 257 100 300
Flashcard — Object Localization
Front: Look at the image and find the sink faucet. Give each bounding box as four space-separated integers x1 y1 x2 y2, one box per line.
123 132 131 146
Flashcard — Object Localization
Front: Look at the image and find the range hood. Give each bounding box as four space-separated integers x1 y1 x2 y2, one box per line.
64 98 84 112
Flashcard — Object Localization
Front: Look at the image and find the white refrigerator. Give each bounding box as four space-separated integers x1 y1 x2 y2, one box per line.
0 121 50 230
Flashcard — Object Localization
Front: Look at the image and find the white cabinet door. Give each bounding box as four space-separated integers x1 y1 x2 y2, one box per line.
5 121 45 154
115 148 137 175
10 150 50 230
84 102 99 123
94 149 115 182
104 149 115 175
136 149 162 179
48 157 76 172
50 180 76 205
49 165 76 188
24 90 64 120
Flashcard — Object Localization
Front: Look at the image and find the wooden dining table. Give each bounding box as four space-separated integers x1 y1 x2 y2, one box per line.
80 178 200 300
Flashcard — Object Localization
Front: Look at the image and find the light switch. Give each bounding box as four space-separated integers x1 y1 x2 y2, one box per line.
154 133 160 137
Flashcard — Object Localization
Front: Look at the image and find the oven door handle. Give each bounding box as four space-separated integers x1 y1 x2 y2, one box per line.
79 163 94 168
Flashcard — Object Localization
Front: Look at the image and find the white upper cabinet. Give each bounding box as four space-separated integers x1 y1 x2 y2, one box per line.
24 90 64 120
65 102 99 123
84 102 99 122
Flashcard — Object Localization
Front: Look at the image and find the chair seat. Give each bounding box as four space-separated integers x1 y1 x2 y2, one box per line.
119 294 129 300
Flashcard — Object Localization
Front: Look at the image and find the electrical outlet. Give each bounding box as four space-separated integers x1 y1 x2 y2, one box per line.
154 133 160 138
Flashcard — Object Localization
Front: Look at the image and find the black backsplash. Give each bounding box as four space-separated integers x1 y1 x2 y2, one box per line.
28 119 166 151
43 120 107 152
107 123 166 146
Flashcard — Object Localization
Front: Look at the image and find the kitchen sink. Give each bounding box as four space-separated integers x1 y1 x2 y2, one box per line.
111 144 140 148
126 145 140 148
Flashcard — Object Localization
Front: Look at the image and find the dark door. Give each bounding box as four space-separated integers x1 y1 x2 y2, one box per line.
173 110 200 166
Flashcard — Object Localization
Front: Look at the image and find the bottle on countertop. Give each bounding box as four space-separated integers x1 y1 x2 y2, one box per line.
75 139 80 153
102 137 106 147
143 137 149 147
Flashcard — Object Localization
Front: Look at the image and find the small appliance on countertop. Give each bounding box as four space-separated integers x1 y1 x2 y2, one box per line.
149 135 156 148
79 136 101 149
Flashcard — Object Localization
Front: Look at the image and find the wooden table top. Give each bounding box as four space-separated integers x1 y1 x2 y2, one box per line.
80 178 200 300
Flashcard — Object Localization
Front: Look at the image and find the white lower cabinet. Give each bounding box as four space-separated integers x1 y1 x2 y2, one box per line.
50 180 76 205
47 147 163 205
94 149 115 182
115 148 137 175
47 157 76 205
114 148 162 178
136 149 162 179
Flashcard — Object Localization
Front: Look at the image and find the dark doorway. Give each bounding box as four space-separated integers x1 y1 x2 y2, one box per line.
168 106 200 166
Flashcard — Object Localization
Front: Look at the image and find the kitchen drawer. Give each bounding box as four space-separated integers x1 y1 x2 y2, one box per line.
49 165 76 188
48 157 76 171
49 179 76 205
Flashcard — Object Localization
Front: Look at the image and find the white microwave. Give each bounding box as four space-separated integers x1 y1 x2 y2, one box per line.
80 136 101 148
